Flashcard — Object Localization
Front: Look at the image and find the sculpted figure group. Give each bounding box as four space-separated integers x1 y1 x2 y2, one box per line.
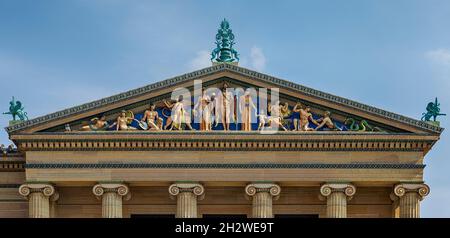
76 83 382 132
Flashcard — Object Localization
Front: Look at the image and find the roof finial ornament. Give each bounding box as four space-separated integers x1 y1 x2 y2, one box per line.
3 96 28 125
211 18 239 65
421 97 445 126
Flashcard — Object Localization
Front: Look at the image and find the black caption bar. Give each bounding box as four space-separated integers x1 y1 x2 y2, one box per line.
0 218 449 237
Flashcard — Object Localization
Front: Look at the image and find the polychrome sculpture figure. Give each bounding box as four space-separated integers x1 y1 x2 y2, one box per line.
141 104 162 130
239 91 257 131
116 110 136 131
80 115 110 131
315 111 339 131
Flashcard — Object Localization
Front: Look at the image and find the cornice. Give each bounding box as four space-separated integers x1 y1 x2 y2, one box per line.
24 163 425 169
5 63 443 134
12 132 435 152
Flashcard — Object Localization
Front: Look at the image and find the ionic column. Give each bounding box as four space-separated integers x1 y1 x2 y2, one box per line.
245 183 281 218
169 183 205 218
19 183 58 218
392 183 430 218
93 183 131 218
319 183 356 218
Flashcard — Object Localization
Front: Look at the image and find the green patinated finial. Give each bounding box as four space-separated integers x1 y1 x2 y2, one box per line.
3 96 28 121
421 97 446 122
211 18 239 63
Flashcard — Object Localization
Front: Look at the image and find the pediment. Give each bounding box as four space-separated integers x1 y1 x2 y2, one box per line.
5 63 443 135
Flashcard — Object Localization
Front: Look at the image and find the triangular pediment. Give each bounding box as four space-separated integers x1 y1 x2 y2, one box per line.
5 63 443 135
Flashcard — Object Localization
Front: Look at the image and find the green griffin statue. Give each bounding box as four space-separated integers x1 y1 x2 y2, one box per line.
3 96 28 121
211 19 239 63
421 97 446 122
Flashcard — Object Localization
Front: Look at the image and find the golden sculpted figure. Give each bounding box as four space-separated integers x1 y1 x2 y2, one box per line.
315 111 338 131
141 104 162 130
115 110 137 131
163 95 194 130
194 94 215 131
267 101 288 131
293 103 317 131
239 91 257 131
280 102 291 118
216 82 235 130
280 102 292 129
80 115 110 131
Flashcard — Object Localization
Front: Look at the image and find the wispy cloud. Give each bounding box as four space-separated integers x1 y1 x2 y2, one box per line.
425 48 450 90
426 48 450 66
187 50 211 71
249 46 266 71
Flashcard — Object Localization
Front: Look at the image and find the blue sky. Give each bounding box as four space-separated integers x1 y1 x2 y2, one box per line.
1 0 449 217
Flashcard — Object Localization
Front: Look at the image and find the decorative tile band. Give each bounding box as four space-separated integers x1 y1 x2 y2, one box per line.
24 163 425 169
5 63 443 134
0 184 21 188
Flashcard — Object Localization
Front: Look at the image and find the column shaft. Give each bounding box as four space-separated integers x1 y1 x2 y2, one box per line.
399 192 420 218
177 192 197 218
102 192 123 218
29 192 50 218
252 192 273 218
326 192 347 218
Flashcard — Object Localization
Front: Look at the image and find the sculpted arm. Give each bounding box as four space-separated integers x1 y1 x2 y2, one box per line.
309 114 319 126
164 100 173 109
141 111 148 122
314 118 326 130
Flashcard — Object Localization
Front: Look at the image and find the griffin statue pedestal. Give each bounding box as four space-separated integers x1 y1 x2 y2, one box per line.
425 121 440 127
9 120 23 126
213 62 238 66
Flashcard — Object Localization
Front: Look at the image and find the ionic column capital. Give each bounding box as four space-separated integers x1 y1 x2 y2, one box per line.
320 183 356 201
169 183 205 200
93 183 131 201
245 183 281 200
19 183 57 218
393 183 430 201
19 183 56 198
